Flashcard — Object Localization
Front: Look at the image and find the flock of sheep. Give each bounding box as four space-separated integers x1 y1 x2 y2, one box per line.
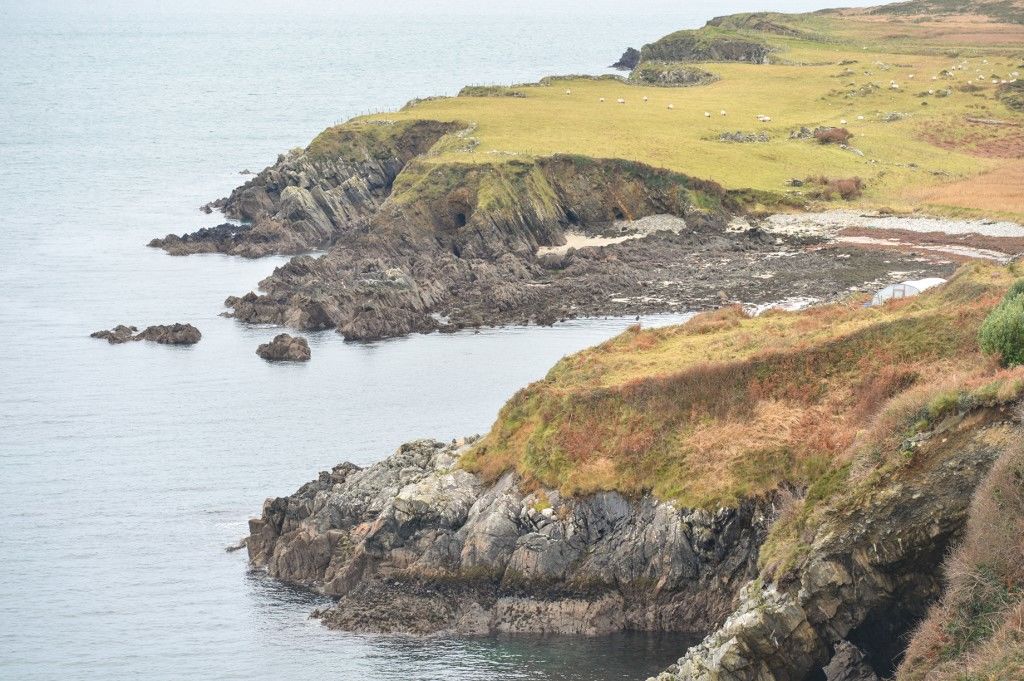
557 57 1018 124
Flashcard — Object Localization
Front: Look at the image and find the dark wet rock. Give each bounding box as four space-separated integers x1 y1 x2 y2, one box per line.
149 223 252 256
91 323 201 345
246 438 774 636
89 324 137 344
611 46 640 70
256 333 311 362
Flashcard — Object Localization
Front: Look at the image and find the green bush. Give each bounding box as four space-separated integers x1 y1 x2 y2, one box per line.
1004 278 1024 302
979 295 1024 367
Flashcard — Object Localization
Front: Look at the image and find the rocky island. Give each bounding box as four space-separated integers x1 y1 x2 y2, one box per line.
237 1 1024 679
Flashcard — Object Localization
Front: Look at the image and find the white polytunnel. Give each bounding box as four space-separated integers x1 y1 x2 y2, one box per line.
870 277 947 306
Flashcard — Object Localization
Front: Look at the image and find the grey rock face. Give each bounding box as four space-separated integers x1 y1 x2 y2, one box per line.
149 120 457 257
648 422 1010 681
91 323 201 345
255 333 311 362
246 438 776 636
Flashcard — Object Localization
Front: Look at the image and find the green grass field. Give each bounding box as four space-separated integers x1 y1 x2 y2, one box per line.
310 2 1024 218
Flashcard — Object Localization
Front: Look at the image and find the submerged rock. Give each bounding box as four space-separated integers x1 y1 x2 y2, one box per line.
246 438 774 636
90 323 201 345
256 333 311 362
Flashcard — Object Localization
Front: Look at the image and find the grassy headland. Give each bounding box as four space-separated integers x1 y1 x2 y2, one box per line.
462 262 1024 508
306 0 1024 220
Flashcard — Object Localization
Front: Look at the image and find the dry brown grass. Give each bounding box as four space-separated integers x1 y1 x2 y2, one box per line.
463 263 1019 507
897 441 1024 681
910 160 1024 216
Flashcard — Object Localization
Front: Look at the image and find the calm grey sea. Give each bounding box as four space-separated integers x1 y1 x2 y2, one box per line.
0 1 868 678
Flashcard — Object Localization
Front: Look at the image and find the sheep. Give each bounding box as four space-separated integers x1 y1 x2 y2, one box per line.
720 109 727 116
617 98 625 104
642 96 649 102
667 103 674 110
565 89 571 95
704 111 711 117
908 74 915 79
928 89 934 95
856 115 864 120
840 118 847 124
599 97 605 102
756 114 772 122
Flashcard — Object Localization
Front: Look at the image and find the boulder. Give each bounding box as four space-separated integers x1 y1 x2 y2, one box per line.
256 333 311 362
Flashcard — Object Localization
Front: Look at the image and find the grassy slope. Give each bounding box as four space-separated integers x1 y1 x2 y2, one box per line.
310 2 1024 219
462 263 1023 508
895 441 1024 680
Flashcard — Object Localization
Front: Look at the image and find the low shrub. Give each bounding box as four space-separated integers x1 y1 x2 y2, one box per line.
805 176 864 200
979 295 1024 367
813 126 853 145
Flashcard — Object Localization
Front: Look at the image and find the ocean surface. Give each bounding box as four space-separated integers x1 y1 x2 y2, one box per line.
0 1 870 678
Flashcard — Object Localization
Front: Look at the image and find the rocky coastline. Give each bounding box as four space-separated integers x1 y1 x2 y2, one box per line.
246 408 1021 679
247 438 774 637
154 131 958 341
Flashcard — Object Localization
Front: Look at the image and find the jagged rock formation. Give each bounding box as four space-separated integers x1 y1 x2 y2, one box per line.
210 146 950 340
90 323 202 345
256 333 311 362
611 47 641 70
149 120 458 257
649 414 1019 681
247 439 775 636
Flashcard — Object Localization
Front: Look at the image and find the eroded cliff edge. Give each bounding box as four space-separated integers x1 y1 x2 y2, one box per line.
245 264 1024 678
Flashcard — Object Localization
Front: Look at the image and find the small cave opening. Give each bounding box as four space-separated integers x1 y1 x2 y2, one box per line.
612 207 625 220
845 588 939 678
454 212 467 228
564 208 580 226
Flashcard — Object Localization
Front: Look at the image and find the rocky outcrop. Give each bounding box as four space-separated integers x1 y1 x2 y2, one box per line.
90 323 201 345
256 333 311 362
628 62 718 87
611 47 641 70
247 439 775 636
639 30 772 64
149 119 458 257
220 152 953 340
649 415 1018 681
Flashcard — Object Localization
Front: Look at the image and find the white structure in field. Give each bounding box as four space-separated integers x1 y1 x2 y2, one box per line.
870 278 947 306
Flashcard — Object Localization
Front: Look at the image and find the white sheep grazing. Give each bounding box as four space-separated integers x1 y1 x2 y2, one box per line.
840 119 847 124
565 89 571 95
599 97 605 102
908 74 915 79
617 98 625 104
642 96 648 102
928 89 934 94
704 111 711 117
856 115 864 120
667 104 674 110
932 76 938 80
720 110 727 116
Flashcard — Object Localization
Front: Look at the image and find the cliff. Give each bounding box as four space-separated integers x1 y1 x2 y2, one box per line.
246 263 1024 679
